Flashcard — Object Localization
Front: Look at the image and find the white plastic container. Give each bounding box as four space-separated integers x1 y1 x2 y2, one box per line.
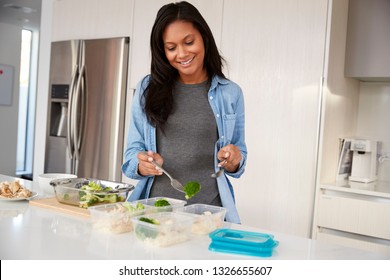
133 197 186 212
175 204 227 235
89 202 151 234
131 212 194 247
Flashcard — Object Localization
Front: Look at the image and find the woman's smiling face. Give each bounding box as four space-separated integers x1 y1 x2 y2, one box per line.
163 20 207 84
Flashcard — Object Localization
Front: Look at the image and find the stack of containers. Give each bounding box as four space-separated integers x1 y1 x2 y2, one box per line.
208 228 279 257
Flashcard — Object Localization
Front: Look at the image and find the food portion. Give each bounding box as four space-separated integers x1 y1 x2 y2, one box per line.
89 202 147 233
123 202 145 212
183 181 201 200
0 181 33 199
174 204 227 235
139 216 160 225
78 181 126 208
154 198 170 207
53 179 132 208
191 211 225 235
132 212 194 247
134 197 186 212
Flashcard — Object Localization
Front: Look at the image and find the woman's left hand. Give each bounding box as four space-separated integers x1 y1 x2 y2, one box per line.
217 144 242 173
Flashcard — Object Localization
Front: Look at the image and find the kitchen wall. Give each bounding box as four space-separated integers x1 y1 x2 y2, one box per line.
221 0 328 237
0 22 21 176
357 82 390 181
316 0 360 184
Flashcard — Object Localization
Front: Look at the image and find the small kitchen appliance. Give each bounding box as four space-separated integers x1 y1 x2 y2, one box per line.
348 139 378 183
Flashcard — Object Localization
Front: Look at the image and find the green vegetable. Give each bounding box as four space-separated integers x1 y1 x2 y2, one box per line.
154 199 170 207
77 181 124 208
82 181 102 191
122 202 145 212
135 216 160 240
183 181 201 200
139 217 160 225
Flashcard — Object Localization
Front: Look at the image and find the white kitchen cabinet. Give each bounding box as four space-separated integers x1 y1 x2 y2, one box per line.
220 0 329 236
51 0 134 41
344 0 390 81
311 0 390 254
314 182 390 254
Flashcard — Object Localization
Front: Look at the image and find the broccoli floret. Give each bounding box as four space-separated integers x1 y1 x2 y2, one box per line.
79 193 99 208
81 181 102 192
154 199 170 207
139 217 160 225
183 181 201 200
135 216 160 240
123 202 145 212
80 192 96 202
136 202 145 210
102 194 119 203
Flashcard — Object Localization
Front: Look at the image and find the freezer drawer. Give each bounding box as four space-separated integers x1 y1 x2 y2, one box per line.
317 191 390 240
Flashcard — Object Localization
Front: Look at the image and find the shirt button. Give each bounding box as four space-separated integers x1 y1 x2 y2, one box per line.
209 96 214 100
216 114 220 118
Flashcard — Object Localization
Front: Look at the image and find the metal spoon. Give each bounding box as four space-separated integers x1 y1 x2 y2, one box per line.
211 137 230 178
140 151 184 193
211 159 227 178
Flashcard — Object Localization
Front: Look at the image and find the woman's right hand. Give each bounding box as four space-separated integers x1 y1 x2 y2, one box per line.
137 150 164 176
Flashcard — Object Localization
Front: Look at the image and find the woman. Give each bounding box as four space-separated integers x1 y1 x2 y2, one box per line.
122 1 246 223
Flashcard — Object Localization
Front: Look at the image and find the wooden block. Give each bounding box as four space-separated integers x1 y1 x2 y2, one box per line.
29 197 90 217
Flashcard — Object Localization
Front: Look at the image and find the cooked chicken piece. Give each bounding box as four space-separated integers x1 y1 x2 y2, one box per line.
0 180 32 198
0 184 12 197
10 181 21 194
17 188 32 198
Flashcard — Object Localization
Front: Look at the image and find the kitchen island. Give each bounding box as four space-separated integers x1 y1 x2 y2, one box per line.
1 174 389 260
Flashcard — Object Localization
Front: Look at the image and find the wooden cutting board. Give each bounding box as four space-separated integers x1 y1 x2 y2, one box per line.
29 197 90 217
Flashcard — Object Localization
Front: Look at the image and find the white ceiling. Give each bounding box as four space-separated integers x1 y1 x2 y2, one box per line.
0 0 41 31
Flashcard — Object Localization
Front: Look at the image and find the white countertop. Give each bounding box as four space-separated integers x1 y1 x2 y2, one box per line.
321 180 390 198
1 174 389 260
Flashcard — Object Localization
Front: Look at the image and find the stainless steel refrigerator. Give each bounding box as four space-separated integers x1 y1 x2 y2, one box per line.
45 37 129 182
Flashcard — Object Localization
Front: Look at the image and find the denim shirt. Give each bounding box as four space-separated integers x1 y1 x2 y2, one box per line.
121 75 247 223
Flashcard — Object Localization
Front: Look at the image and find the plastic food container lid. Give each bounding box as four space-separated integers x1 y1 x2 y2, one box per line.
208 228 279 257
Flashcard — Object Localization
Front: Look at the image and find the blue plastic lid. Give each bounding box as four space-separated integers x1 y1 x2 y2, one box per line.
208 228 279 257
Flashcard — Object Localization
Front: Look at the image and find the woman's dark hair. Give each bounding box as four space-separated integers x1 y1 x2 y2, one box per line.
144 1 226 128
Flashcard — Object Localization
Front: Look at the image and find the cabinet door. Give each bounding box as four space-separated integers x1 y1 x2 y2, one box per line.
51 0 134 41
318 192 390 240
344 0 390 80
221 0 328 236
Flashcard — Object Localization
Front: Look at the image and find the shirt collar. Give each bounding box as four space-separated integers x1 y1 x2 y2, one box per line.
210 75 229 91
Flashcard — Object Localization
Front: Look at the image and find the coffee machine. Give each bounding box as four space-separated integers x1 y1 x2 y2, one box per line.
348 139 378 183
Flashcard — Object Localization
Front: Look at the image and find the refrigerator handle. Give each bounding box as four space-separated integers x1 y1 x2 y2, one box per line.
73 64 85 161
73 40 86 165
67 65 78 160
78 66 87 158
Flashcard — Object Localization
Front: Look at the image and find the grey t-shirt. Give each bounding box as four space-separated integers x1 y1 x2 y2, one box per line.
149 80 221 206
